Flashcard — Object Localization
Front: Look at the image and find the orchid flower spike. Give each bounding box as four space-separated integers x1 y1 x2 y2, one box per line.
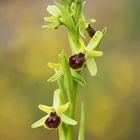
31 89 77 130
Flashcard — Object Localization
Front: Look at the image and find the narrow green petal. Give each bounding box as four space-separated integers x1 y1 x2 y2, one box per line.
61 114 77 125
87 50 103 57
38 105 51 113
31 115 48 128
57 102 70 114
72 71 86 87
78 102 85 140
86 57 97 76
53 89 61 108
79 38 86 49
86 31 103 51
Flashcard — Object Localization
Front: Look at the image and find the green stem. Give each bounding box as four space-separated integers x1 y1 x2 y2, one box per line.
59 53 74 106
58 79 68 140
59 52 79 140
58 1 83 140
58 79 67 104
59 126 66 140
66 18 80 140
66 82 78 140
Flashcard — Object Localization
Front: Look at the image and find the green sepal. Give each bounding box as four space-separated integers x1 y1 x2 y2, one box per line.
47 5 61 17
94 27 107 50
53 89 61 108
43 16 61 29
78 102 85 140
42 22 60 29
72 70 86 87
102 27 107 36
61 114 77 125
86 31 103 51
31 115 48 128
68 31 80 54
44 16 58 22
47 70 63 82
86 57 97 76
53 88 69 114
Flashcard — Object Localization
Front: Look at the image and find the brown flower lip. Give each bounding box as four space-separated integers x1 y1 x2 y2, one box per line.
69 53 85 69
86 24 96 38
45 112 61 129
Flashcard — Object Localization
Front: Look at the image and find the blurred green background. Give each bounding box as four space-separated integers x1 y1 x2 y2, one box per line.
0 0 140 140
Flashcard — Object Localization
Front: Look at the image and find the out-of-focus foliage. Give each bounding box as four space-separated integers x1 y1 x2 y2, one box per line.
0 0 140 140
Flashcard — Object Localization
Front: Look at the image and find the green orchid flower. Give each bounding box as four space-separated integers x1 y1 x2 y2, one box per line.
65 31 104 76
31 89 77 130
77 30 104 76
47 62 86 87
42 5 63 29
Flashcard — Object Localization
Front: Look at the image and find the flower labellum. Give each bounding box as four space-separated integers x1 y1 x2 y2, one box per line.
45 112 61 129
86 24 96 38
69 53 85 69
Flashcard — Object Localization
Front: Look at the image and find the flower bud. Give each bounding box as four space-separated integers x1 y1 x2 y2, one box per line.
69 53 85 69
86 24 96 38
45 112 61 129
